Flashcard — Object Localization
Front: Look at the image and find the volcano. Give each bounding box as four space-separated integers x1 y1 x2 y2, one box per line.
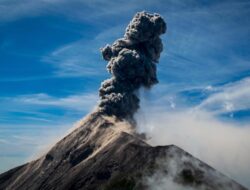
0 12 248 190
0 112 247 190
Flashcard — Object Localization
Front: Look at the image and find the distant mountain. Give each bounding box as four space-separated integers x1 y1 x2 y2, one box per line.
0 112 247 190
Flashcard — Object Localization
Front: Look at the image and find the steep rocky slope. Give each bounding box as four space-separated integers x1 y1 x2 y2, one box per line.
0 112 247 190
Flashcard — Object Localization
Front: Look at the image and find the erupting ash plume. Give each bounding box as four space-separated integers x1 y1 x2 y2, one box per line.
98 11 166 119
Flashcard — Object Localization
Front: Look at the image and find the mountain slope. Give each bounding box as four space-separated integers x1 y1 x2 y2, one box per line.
0 112 247 190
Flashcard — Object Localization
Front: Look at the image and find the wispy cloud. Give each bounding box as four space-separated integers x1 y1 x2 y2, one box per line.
27 0 249 82
1 92 98 112
42 39 105 77
0 0 69 22
197 77 250 115
158 0 250 85
0 0 46 22
21 93 96 108
0 92 98 127
144 77 250 121
0 0 155 23
0 91 95 173
0 139 8 144
42 24 125 77
0 122 73 173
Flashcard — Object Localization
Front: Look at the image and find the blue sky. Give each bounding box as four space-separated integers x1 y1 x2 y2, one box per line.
0 0 250 183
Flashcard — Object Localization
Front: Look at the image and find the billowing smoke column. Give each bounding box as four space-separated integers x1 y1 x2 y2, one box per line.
98 11 166 119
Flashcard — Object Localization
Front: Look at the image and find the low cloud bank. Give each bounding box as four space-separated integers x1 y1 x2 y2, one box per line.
136 97 250 188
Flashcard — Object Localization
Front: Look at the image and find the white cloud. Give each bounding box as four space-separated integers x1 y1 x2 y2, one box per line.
158 1 250 86
8 92 98 111
42 24 126 77
136 108 250 188
0 92 99 127
197 77 250 114
42 38 106 77
136 77 250 188
0 0 59 22
0 0 154 23
0 122 74 173
94 25 124 41
0 139 8 144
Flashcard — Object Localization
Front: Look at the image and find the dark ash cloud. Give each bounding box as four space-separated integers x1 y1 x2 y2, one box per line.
98 11 166 119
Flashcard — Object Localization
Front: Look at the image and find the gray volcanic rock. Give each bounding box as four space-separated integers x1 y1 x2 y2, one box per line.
0 112 247 190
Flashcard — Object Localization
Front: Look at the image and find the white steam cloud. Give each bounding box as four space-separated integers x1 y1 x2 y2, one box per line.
136 92 250 189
